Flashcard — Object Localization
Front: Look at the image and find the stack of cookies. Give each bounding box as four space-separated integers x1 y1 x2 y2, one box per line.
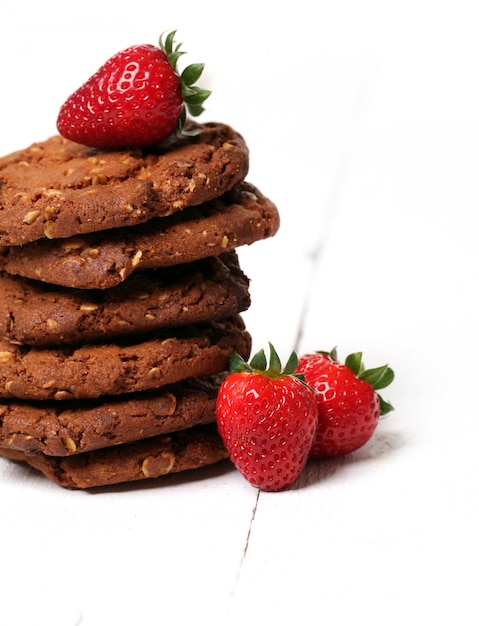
0 120 280 489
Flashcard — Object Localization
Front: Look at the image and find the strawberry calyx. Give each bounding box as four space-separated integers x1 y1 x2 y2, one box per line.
159 30 211 133
229 343 305 381
319 347 395 415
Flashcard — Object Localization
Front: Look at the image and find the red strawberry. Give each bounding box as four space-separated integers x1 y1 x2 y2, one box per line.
216 344 319 491
57 30 210 149
296 348 394 458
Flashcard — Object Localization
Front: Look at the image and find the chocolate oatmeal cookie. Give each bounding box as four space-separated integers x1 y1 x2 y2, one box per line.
0 252 250 346
0 316 251 401
0 423 229 489
0 121 249 246
0 374 225 456
0 182 279 289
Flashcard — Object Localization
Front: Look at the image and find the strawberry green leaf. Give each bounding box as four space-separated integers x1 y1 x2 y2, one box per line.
327 347 338 361
182 86 211 117
181 63 205 86
160 30 182 62
250 348 267 372
345 352 363 376
183 86 211 105
268 343 282 376
283 350 299 376
361 364 394 390
162 30 176 53
168 50 186 70
229 352 251 373
186 103 205 117
378 394 394 415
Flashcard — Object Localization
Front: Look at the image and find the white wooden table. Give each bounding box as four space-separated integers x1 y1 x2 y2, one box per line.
1 2 478 624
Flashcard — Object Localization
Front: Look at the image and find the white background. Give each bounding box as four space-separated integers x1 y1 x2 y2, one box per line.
1 1 478 624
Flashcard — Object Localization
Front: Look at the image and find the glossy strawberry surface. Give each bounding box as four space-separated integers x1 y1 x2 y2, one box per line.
57 31 210 149
297 350 394 458
216 346 318 491
57 44 183 149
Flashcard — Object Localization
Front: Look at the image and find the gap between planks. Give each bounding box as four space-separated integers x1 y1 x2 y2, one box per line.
228 62 378 600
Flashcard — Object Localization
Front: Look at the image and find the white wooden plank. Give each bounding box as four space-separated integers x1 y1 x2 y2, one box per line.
0 460 260 625
230 25 479 625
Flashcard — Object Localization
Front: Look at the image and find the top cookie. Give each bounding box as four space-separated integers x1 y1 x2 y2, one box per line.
0 121 249 246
